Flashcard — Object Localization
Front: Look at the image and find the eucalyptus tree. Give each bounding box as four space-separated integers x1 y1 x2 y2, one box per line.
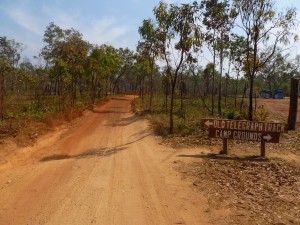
40 22 64 99
86 48 99 102
41 22 90 108
17 59 51 109
138 19 160 110
202 62 215 98
234 0 297 120
201 0 236 115
133 53 151 102
41 22 64 69
18 58 35 93
0 36 23 120
229 34 248 107
258 52 296 95
88 47 135 96
87 45 120 101
292 55 300 78
201 62 221 112
188 63 203 96
152 1 202 134
112 48 135 94
59 29 90 105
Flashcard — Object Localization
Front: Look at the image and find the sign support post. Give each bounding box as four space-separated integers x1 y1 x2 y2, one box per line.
288 78 299 130
261 141 266 158
222 139 228 154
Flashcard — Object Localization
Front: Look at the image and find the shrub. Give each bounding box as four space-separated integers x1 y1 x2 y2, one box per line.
223 109 242 120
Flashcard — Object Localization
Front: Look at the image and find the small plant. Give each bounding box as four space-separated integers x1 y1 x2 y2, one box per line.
223 109 242 120
152 117 169 136
241 105 269 121
176 108 186 121
253 105 269 121
0 120 6 127
4 112 18 119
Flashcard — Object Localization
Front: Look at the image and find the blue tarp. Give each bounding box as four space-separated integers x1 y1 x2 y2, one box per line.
260 89 272 98
260 89 284 99
275 89 284 99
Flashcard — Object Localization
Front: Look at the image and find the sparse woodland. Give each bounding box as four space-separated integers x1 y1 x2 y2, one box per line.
1 0 300 136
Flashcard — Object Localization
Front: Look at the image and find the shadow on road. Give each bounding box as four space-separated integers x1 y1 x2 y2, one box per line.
40 134 150 162
40 146 128 162
108 114 141 127
177 154 269 162
89 109 128 114
110 97 130 101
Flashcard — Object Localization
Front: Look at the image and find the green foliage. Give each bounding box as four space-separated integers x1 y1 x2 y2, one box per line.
1 1 299 142
149 1 204 133
258 52 296 92
241 105 269 121
222 109 242 120
234 0 297 120
0 36 23 69
253 106 269 121
0 36 23 120
134 95 212 136
0 119 6 127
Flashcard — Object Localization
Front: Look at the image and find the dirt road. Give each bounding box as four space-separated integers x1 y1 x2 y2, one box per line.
257 97 300 123
0 95 212 225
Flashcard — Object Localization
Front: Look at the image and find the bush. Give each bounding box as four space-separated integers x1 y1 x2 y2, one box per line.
253 105 269 121
241 106 269 121
223 109 242 120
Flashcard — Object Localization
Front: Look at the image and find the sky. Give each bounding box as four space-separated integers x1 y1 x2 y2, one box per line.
1 0 300 64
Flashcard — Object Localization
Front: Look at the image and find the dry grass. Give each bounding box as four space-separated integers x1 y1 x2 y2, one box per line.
0 102 88 147
11 107 85 147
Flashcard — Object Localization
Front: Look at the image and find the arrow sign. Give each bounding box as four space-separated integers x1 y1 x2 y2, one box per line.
208 129 280 143
205 120 213 127
202 118 284 157
201 118 288 133
263 134 272 142
202 119 215 128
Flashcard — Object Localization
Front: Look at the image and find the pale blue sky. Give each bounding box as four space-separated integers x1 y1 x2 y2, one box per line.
0 0 299 63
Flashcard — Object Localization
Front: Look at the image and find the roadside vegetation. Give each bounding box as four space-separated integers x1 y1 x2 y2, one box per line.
133 93 270 137
0 1 299 224
1 0 300 142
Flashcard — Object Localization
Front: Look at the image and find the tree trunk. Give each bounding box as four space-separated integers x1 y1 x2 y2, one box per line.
218 32 224 115
0 74 4 121
288 78 299 130
165 91 168 112
104 77 109 97
141 76 144 103
225 75 228 106
249 75 254 121
212 48 216 115
169 80 176 134
139 76 142 98
240 80 248 112
149 60 154 111
163 78 169 112
91 73 96 103
235 69 240 107
73 76 77 106
180 75 184 111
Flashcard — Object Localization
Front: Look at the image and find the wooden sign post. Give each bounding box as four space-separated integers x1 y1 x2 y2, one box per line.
202 119 288 157
288 78 299 130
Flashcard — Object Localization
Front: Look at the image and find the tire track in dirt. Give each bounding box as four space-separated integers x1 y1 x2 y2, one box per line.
0 95 211 225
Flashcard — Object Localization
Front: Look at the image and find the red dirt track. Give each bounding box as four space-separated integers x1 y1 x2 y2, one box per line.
0 95 212 225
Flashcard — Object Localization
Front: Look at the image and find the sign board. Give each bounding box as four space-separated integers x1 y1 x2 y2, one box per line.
208 128 280 143
201 118 288 157
202 118 288 133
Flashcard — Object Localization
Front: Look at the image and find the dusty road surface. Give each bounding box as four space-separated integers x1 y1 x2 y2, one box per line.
257 97 300 123
0 95 214 225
